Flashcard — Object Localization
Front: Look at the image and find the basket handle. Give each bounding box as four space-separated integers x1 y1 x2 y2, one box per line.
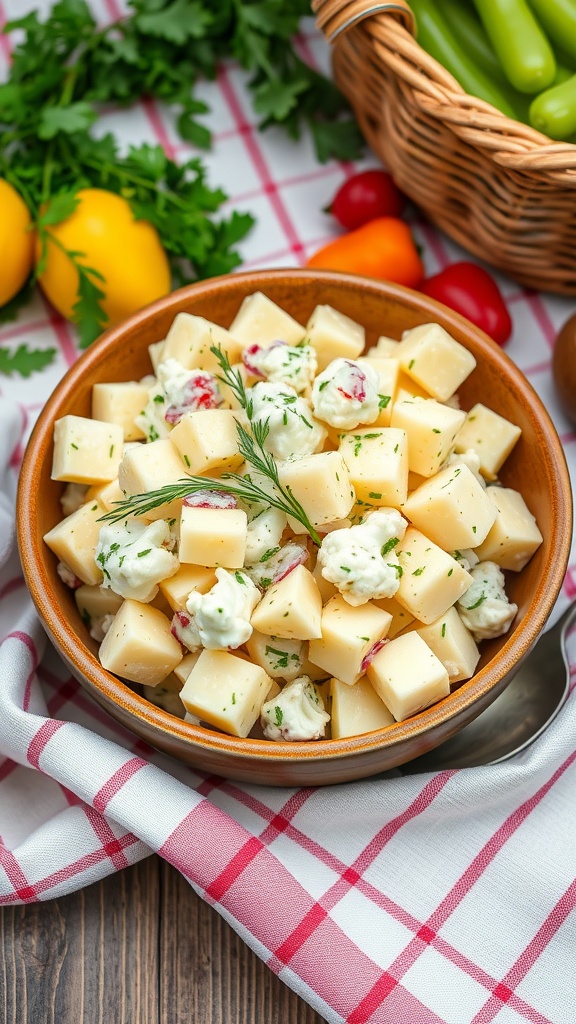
313 0 415 43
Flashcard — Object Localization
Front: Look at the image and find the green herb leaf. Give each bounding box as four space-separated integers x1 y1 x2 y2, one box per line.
0 343 57 378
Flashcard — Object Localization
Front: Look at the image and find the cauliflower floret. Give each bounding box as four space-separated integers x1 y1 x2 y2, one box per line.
177 568 261 650
95 519 178 603
245 506 287 565
89 612 115 643
457 561 518 641
260 676 330 741
445 448 486 487
135 358 221 441
60 483 88 517
311 358 381 430
452 547 480 573
317 508 407 606
57 560 82 589
242 341 317 394
243 539 308 590
248 381 326 461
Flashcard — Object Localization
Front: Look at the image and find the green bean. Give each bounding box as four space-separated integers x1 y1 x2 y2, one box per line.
529 74 576 138
527 0 576 63
409 0 517 118
472 0 556 93
441 0 507 85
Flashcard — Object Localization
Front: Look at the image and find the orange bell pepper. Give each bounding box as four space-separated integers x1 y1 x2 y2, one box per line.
306 217 424 289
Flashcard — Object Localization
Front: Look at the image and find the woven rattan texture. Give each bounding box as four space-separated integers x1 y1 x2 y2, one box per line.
313 0 576 293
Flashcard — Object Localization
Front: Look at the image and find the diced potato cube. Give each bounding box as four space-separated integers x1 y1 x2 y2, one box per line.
51 415 124 485
308 595 391 686
99 599 182 686
403 464 497 550
357 357 399 426
180 649 272 738
372 595 415 638
474 486 543 571
75 584 123 625
415 606 480 684
173 651 201 685
398 323 476 401
394 371 433 403
162 313 243 371
44 499 106 586
159 563 217 610
86 478 138 517
148 340 165 373
367 632 450 720
179 506 247 568
375 335 400 356
118 439 188 522
169 409 242 475
391 398 466 477
305 304 365 371
143 673 186 717
217 362 251 410
229 292 305 349
278 451 354 532
311 558 338 604
245 630 304 681
92 382 149 442
395 526 473 624
339 427 408 508
250 565 322 640
454 403 522 480
330 675 395 738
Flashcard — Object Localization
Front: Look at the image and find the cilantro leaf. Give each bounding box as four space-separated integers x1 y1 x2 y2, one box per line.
37 191 80 227
252 78 308 121
0 344 57 378
135 0 212 44
38 101 97 140
72 264 108 349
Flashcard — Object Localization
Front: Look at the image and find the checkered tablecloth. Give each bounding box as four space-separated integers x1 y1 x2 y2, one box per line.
2 2 576 1022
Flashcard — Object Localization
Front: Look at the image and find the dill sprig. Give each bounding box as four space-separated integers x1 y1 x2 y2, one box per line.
99 346 321 545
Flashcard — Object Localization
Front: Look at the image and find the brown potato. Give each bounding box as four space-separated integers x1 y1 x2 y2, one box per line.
553 314 576 425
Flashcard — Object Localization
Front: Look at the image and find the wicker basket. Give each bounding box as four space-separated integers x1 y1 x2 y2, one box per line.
313 0 576 294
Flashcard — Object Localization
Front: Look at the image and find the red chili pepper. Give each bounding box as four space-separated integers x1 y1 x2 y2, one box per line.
420 262 512 346
328 170 405 230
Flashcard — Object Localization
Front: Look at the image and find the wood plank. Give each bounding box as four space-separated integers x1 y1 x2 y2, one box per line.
158 859 326 1024
0 855 326 1023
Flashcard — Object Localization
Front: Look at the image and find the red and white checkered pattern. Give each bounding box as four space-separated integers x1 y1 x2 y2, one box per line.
1 3 576 1021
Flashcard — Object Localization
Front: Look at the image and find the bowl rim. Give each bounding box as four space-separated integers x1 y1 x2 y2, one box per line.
17 268 574 764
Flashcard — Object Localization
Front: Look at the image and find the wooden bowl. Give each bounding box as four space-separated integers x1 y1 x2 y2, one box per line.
17 270 572 786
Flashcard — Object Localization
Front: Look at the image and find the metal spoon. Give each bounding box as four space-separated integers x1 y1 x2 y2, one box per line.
401 600 576 773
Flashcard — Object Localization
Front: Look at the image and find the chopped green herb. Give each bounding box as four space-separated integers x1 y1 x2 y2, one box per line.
378 394 391 410
412 567 424 576
70 443 78 450
369 492 382 500
381 537 399 557
138 548 152 557
441 622 446 637
234 572 246 585
466 591 487 610
318 380 329 391
183 454 191 468
260 547 280 563
153 395 165 403
274 706 283 726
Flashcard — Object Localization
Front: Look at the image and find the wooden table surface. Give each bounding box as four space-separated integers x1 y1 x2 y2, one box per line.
1 855 326 1024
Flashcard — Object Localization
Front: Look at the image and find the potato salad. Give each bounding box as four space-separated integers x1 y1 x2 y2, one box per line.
45 292 543 743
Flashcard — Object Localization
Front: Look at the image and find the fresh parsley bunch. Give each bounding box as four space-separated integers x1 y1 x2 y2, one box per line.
0 0 362 370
